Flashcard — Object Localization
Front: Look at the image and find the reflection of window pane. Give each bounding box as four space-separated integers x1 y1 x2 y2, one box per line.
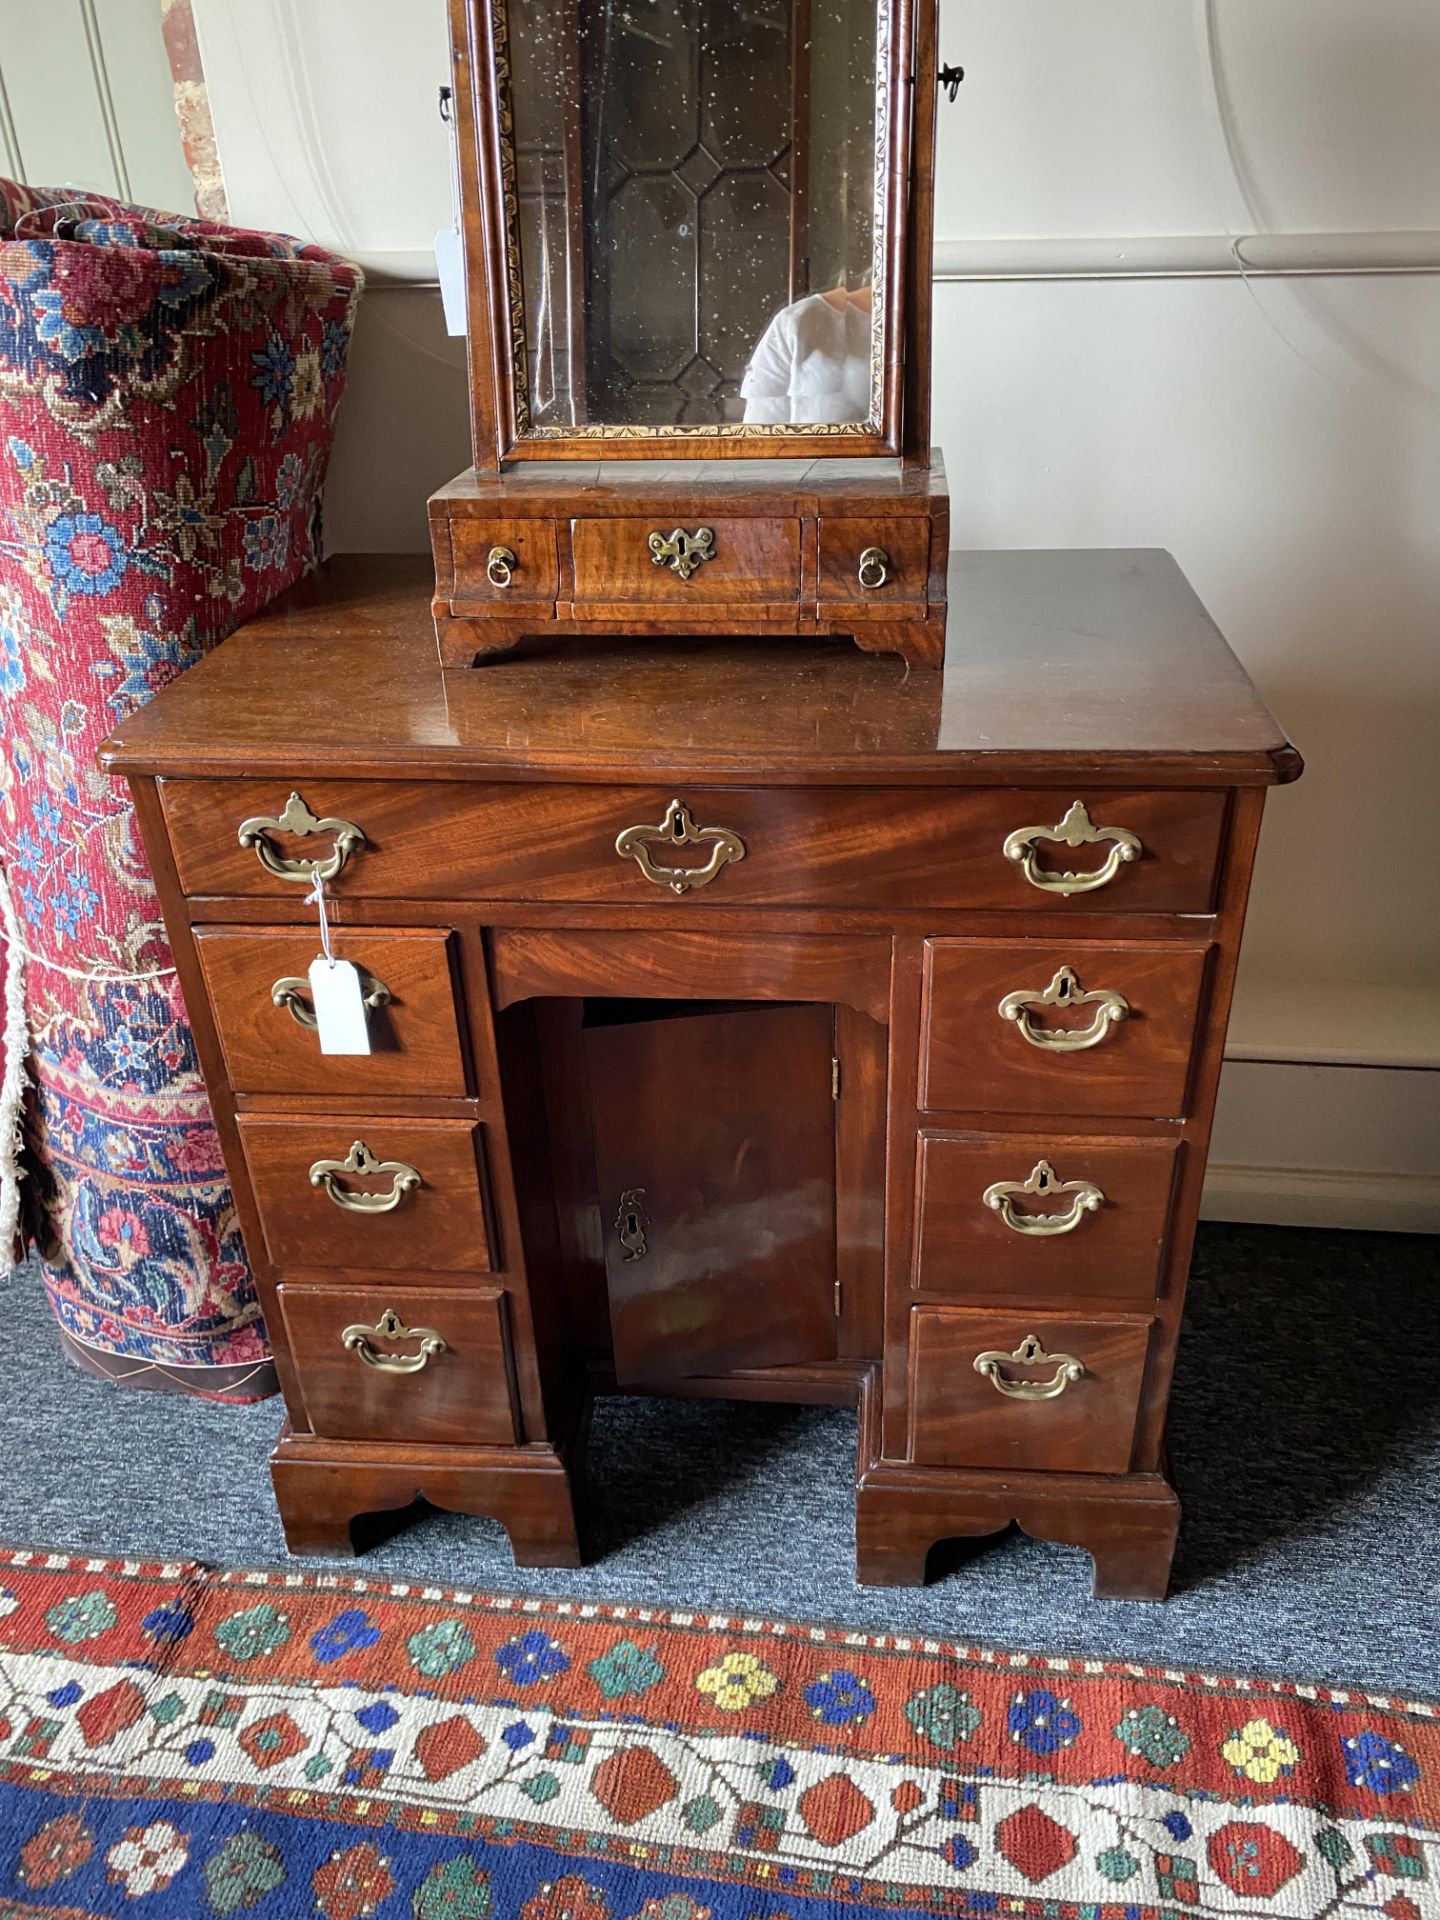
506 0 879 432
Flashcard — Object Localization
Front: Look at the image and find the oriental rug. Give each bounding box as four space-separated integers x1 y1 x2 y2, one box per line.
0 1549 1434 1919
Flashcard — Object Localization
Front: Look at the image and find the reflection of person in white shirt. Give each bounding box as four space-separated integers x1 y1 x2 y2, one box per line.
741 285 872 424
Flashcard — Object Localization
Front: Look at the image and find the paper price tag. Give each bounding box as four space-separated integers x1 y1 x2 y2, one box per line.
308 957 372 1055
436 227 466 335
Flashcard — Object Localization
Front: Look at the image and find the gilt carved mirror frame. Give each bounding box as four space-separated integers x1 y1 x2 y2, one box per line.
448 0 937 466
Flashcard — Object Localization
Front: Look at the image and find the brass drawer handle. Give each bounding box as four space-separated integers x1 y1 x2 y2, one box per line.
271 972 392 1031
615 797 745 895
486 543 517 588
341 1306 448 1374
308 1139 421 1214
857 545 890 590
1003 800 1141 896
648 526 715 580
238 791 366 884
999 965 1129 1052
974 1333 1085 1401
983 1159 1104 1236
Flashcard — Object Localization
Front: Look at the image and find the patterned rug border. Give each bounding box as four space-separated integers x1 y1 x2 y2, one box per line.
5 1540 1437 1720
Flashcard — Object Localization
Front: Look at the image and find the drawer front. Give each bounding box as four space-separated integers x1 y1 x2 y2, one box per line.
449 517 558 601
922 939 1209 1118
818 516 930 611
570 517 800 604
237 1117 491 1274
914 1130 1180 1307
164 780 1225 911
908 1306 1151 1472
280 1284 516 1445
194 926 466 1097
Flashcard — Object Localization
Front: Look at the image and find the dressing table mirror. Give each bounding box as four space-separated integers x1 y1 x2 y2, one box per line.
429 0 949 665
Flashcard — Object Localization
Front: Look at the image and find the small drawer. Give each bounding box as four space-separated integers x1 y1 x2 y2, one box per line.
921 939 1209 1118
163 780 1225 912
280 1284 517 1445
237 1116 492 1274
569 517 801 604
818 516 930 611
194 926 466 1097
449 517 558 602
908 1305 1151 1473
914 1130 1180 1307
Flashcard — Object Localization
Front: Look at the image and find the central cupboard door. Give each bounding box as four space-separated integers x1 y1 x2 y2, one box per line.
584 1003 838 1384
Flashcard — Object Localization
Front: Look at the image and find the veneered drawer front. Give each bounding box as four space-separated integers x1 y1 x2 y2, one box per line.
570 517 800 603
237 1117 491 1274
914 1130 1181 1308
818 516 930 611
163 780 1225 911
908 1306 1151 1473
449 517 558 602
922 939 1209 1118
280 1284 516 1445
194 926 466 1097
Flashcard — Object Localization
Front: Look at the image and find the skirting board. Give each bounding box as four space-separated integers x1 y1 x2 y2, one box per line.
1201 1164 1440 1235
1202 1058 1440 1234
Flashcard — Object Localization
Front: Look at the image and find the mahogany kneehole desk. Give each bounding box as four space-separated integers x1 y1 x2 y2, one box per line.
102 548 1300 1600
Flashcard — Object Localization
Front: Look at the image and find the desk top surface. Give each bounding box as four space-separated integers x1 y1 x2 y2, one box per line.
103 549 1300 788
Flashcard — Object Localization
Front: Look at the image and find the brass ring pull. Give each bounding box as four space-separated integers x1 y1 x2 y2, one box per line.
1003 800 1142 896
237 791 366 884
857 545 890 590
974 1333 1085 1401
341 1306 448 1374
998 965 1129 1052
648 526 716 581
486 544 517 588
271 972 392 1031
614 798 746 895
308 1140 421 1214
982 1159 1104 1237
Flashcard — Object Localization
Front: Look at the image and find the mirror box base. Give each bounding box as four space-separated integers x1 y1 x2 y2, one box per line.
428 452 950 669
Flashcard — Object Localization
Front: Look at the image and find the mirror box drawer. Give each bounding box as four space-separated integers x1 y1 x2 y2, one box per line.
194 926 466 1097
569 516 801 605
237 1116 492 1275
921 938 1210 1118
914 1130 1181 1307
162 780 1225 912
908 1306 1152 1474
447 517 559 602
818 516 931 613
280 1284 517 1446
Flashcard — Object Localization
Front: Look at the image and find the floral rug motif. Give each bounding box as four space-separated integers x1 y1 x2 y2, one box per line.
0 1551 1434 1919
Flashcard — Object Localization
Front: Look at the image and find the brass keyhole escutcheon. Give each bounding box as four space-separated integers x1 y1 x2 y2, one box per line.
616 1188 649 1262
648 527 716 581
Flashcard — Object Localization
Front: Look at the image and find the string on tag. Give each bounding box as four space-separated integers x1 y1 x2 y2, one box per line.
304 870 336 966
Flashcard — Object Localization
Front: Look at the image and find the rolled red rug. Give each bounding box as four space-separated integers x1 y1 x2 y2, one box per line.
0 179 361 1397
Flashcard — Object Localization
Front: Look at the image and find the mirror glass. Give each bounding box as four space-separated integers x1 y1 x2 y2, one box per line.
504 0 883 435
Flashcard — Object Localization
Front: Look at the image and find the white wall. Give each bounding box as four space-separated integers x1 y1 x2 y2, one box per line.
0 0 196 212
190 0 1440 1228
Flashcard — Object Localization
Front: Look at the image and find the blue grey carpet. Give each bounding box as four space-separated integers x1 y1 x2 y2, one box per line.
4 1223 1437 1697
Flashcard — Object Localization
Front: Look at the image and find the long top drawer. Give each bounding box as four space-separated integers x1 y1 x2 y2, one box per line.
161 779 1227 911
